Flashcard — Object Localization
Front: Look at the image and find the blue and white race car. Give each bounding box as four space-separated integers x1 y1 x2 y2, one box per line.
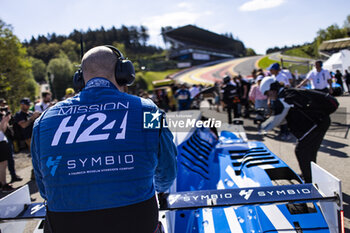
160 111 343 233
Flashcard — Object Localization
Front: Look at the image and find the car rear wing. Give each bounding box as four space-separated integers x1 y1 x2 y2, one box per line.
0 184 339 219
158 183 337 211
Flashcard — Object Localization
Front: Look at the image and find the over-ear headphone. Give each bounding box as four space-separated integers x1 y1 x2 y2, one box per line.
73 45 135 92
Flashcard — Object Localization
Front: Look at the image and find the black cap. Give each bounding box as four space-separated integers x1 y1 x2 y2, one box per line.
20 97 31 106
223 75 231 84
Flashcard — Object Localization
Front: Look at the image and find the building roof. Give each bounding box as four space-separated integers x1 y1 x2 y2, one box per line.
163 25 245 56
319 37 350 51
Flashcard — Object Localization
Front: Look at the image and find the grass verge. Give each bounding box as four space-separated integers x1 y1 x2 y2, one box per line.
136 69 180 91
258 56 280 69
258 56 310 74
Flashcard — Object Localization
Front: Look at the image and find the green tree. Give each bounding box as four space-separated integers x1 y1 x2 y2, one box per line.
112 42 127 56
246 48 257 56
161 26 173 46
344 15 350 34
30 57 47 83
139 26 149 46
120 25 131 48
314 24 347 56
47 55 74 100
316 24 347 44
0 19 37 112
325 24 347 40
35 42 61 63
61 39 80 62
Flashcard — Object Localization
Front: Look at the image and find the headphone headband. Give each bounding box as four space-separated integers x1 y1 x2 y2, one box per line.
73 45 135 92
104 45 125 60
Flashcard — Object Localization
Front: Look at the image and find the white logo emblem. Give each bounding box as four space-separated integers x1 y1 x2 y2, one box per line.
168 194 181 205
143 110 162 129
31 204 45 215
239 189 253 200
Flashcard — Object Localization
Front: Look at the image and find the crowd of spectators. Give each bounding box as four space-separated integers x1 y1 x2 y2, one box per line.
145 61 348 142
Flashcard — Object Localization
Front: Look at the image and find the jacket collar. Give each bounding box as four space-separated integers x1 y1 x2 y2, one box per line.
84 77 118 90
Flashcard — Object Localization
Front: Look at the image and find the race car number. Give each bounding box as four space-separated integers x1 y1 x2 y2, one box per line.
51 112 128 146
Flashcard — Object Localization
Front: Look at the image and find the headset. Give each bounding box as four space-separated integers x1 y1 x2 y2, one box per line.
73 45 135 92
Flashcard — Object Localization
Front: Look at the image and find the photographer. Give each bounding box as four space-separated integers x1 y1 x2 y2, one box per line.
0 99 22 183
14 98 40 151
0 106 14 192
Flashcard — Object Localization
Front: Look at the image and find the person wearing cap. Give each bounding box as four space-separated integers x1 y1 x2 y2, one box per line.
14 98 40 151
64 88 75 99
297 60 333 94
0 98 7 107
267 63 291 88
14 99 39 181
221 75 240 123
31 46 176 233
259 76 331 183
266 63 291 140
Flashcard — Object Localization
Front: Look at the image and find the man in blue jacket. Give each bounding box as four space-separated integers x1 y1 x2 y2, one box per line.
31 46 177 233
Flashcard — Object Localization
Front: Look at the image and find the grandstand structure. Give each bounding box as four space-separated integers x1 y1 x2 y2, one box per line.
319 37 350 55
162 25 246 67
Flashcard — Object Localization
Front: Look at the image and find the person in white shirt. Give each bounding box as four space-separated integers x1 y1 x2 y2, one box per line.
281 68 294 87
267 63 291 88
0 110 14 191
297 61 333 94
189 84 200 99
34 91 52 113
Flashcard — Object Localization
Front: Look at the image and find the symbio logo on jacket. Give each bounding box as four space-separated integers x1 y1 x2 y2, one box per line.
46 156 62 176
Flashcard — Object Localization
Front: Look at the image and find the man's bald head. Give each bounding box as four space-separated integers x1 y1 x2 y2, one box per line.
81 46 117 84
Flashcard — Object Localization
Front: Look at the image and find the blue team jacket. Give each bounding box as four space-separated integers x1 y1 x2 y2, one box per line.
31 78 177 212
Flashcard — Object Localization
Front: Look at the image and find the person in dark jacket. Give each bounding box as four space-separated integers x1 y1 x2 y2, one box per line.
14 98 41 151
334 70 344 92
221 75 240 123
235 75 251 118
345 69 350 93
260 76 332 183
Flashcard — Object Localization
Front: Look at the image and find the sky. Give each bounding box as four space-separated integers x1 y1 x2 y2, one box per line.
1 0 350 54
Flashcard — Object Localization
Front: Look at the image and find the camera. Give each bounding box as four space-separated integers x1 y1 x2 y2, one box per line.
0 107 11 120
